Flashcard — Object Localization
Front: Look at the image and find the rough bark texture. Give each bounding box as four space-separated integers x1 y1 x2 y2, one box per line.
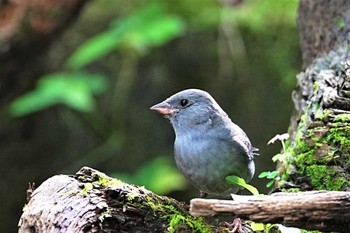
278 0 350 193
297 0 350 69
18 167 211 233
190 191 350 232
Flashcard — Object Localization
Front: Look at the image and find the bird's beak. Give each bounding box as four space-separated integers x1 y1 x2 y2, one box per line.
150 101 177 115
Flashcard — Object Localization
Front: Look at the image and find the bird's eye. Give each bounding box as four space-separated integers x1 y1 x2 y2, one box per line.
180 99 189 107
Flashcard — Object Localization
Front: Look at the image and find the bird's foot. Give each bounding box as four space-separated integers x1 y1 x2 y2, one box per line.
225 218 244 233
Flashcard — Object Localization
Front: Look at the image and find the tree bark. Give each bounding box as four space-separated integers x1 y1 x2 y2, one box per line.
278 0 350 193
297 0 350 69
18 167 211 233
190 191 350 232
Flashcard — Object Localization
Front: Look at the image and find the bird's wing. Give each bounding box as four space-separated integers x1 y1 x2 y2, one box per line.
226 122 258 160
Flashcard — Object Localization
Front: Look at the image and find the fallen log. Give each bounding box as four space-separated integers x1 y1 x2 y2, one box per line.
18 167 211 233
190 191 350 232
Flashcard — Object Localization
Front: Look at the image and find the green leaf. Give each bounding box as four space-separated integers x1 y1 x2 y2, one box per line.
266 180 274 188
66 2 184 69
250 222 265 231
259 170 279 179
259 171 279 188
266 170 278 179
124 14 184 53
9 72 106 117
225 175 259 196
66 30 122 70
258 171 270 178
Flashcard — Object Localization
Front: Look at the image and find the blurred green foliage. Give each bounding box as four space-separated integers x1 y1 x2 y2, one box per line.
10 72 106 117
114 157 187 195
2 1 305 232
8 0 300 196
66 2 185 69
230 0 298 29
10 1 185 118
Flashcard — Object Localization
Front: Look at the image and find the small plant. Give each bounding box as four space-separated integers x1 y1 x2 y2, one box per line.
268 133 289 152
258 170 280 188
225 175 259 196
259 133 290 188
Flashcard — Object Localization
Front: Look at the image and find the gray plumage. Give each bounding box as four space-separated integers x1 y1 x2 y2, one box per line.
150 89 257 197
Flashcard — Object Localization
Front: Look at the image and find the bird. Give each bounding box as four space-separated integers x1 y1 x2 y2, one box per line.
150 89 258 198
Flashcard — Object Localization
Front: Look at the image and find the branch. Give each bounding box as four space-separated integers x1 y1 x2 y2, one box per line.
190 191 350 232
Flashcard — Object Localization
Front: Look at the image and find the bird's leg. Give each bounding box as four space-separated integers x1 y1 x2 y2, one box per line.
199 190 208 198
225 218 244 233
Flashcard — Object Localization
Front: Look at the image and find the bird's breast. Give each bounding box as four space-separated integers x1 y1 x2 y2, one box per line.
174 131 209 160
173 129 255 196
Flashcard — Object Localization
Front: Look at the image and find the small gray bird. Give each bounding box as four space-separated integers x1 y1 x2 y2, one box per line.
150 89 257 197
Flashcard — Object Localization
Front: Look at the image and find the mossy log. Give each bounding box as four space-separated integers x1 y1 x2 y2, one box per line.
18 167 212 233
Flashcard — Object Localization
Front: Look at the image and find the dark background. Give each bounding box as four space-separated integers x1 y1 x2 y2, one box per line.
2 0 301 232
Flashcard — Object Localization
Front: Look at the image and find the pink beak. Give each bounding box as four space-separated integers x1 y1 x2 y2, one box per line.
150 102 177 115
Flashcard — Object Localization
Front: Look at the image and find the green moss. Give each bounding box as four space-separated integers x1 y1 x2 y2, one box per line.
315 108 332 121
75 169 211 232
77 170 125 197
95 171 124 187
280 188 302 193
167 213 211 233
81 183 93 196
22 204 28 212
313 81 320 92
334 113 350 122
294 141 314 166
144 196 212 233
301 229 322 233
334 16 345 29
306 165 347 190
292 125 350 190
127 188 138 201
98 208 112 222
327 123 350 145
278 110 350 191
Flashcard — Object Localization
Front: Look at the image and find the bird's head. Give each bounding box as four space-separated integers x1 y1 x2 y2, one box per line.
150 89 226 133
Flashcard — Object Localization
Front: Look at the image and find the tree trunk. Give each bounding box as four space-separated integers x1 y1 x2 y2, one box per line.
278 0 350 192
